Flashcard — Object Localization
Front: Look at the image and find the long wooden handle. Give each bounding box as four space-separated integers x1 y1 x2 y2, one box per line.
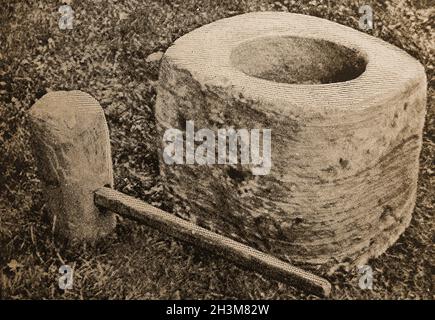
94 187 331 297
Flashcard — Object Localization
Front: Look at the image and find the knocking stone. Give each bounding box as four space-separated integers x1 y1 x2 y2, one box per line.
155 12 427 270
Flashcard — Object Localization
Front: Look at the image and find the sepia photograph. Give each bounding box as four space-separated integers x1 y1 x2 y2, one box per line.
0 0 433 308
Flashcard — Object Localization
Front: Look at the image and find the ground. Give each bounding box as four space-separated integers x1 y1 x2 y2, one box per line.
0 0 433 299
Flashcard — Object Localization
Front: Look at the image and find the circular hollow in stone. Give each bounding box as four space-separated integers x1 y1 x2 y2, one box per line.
155 12 427 271
230 36 367 84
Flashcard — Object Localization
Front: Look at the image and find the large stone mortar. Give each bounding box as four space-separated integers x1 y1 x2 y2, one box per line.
155 12 427 270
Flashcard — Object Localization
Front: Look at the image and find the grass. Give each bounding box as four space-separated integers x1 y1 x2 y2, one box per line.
0 0 433 299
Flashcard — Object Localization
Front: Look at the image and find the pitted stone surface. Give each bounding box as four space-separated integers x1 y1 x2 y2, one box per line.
155 12 427 270
29 91 115 241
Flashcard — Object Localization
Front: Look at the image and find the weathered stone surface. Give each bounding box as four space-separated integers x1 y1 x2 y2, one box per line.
28 91 115 241
155 12 427 270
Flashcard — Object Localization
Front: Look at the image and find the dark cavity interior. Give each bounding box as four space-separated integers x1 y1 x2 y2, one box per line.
230 36 367 84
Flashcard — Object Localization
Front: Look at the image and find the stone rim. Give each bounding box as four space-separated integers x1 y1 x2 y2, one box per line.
164 12 426 114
